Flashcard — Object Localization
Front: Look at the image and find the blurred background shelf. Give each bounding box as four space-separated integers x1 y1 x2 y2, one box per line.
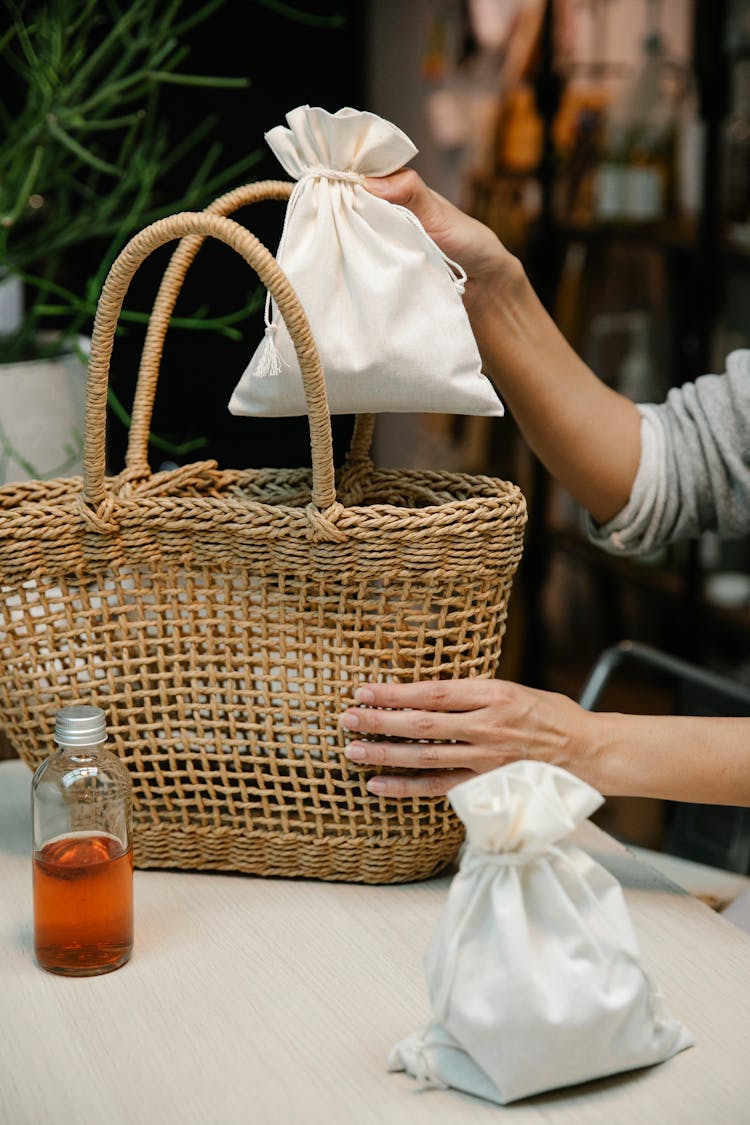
457 0 750 687
367 0 750 698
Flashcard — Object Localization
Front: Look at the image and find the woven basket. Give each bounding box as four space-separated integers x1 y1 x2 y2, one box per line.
0 182 527 883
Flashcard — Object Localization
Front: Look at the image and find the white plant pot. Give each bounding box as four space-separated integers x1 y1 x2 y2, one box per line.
0 337 90 485
0 270 23 338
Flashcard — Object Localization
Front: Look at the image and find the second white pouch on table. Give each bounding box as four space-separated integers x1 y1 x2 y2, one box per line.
389 760 693 1104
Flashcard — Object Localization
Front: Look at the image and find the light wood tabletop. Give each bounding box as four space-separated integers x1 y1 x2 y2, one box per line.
1 756 749 1124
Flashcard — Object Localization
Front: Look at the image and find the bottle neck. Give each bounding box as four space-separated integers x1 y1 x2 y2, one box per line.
54 740 107 760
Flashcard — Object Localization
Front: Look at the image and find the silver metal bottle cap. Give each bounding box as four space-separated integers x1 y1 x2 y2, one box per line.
54 705 107 747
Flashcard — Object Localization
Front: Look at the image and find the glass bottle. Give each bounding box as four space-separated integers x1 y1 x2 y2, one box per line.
596 30 680 224
32 705 133 976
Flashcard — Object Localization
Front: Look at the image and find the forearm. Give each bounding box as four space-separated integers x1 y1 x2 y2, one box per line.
585 711 750 805
365 170 642 522
467 265 642 524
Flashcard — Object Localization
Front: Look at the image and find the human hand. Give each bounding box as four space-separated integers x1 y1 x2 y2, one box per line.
363 169 522 308
339 678 599 798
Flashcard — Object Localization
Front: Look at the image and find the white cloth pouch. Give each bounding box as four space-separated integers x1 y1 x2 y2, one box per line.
228 105 504 418
389 761 693 1104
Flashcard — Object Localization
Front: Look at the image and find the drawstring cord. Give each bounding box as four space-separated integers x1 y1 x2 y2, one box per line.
254 168 364 378
391 203 468 295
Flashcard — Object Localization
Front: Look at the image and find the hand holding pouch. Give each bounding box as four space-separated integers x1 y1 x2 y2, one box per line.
228 105 504 418
389 761 693 1104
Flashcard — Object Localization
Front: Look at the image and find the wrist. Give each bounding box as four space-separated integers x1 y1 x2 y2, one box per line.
579 710 671 799
464 250 527 318
464 258 548 376
573 709 628 796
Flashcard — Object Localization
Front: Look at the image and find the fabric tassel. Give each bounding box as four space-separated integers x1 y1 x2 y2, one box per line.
254 323 284 378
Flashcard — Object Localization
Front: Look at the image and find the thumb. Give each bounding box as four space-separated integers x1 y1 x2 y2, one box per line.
362 168 449 231
363 167 506 283
362 168 426 203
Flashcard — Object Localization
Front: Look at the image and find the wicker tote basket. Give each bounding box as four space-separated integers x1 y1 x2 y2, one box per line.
0 182 527 883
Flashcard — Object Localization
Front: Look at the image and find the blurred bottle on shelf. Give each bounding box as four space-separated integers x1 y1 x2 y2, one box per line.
496 81 544 174
595 30 684 224
555 87 608 224
674 71 703 223
725 39 750 244
585 309 665 403
617 311 659 402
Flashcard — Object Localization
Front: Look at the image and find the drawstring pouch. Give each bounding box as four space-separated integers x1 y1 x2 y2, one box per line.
228 105 504 418
388 761 693 1104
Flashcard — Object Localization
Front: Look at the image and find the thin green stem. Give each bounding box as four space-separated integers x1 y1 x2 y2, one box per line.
253 0 346 27
66 111 147 133
71 3 144 88
147 70 250 89
2 144 44 226
106 386 209 456
45 116 121 176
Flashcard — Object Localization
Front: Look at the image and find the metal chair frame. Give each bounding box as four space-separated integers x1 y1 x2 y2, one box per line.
578 641 750 874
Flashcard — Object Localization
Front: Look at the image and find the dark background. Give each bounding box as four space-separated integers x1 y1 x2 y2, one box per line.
103 0 366 474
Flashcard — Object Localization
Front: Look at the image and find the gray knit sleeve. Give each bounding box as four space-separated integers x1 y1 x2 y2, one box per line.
587 349 750 556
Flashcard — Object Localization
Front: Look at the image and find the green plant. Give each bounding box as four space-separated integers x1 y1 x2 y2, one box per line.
0 0 348 466
0 0 265 368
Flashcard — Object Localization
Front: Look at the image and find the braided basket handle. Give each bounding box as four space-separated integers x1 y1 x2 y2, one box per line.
83 212 336 509
125 179 375 476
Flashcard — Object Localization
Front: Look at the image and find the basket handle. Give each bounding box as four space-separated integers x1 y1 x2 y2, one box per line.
83 211 335 510
125 178 376 476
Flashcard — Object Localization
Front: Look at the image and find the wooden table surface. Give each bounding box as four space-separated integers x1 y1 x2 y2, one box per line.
1 757 749 1124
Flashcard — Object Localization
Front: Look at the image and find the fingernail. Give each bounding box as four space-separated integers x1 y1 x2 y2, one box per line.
345 742 366 763
367 778 386 795
354 687 375 704
339 710 360 730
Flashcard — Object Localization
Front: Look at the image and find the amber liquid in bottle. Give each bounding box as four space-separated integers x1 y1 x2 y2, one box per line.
33 830 134 976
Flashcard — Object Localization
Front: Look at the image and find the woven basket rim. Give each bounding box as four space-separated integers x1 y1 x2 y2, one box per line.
0 465 526 509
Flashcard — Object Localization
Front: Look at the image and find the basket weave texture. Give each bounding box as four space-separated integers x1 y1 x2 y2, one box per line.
0 185 526 883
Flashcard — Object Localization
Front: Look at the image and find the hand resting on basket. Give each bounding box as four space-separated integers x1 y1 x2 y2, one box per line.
340 677 750 807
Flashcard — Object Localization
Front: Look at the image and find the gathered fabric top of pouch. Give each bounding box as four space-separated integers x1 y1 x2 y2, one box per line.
265 105 419 181
448 761 605 859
